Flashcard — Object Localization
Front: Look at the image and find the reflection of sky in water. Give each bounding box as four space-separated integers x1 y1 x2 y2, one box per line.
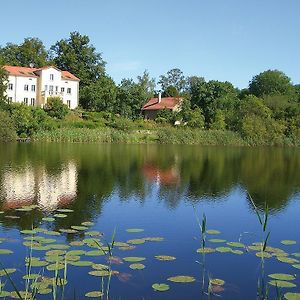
2 162 77 211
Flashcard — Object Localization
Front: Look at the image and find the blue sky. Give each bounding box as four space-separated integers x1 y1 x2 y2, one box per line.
1 0 299 88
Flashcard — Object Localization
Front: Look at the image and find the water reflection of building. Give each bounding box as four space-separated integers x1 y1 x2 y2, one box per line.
142 164 180 186
1 162 77 211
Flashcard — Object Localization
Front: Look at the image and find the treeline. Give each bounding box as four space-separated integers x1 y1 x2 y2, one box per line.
0 32 300 145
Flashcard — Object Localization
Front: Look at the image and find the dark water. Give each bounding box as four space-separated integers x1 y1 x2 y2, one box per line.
0 143 299 299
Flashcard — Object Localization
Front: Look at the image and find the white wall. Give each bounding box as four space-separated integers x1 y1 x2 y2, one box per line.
61 80 79 109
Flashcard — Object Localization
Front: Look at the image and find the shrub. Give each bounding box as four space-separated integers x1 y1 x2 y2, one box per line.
44 97 69 119
0 110 17 141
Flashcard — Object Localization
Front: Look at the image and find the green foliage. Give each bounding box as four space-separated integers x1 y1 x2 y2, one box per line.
159 68 186 94
155 108 175 124
249 70 294 98
210 109 226 130
0 110 17 141
80 76 117 111
44 97 69 119
50 31 105 86
186 107 205 129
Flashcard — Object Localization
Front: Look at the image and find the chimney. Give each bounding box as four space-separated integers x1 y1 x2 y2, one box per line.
158 92 162 103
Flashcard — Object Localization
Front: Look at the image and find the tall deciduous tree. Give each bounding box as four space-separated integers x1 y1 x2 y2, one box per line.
0 64 8 109
158 68 186 95
50 32 106 86
249 70 294 98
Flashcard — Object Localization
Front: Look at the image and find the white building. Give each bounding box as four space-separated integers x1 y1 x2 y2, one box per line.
3 65 80 109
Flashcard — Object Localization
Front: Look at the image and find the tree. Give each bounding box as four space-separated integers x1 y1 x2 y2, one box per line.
0 110 17 141
0 38 48 67
249 70 294 98
44 97 69 119
50 32 106 86
80 76 117 111
158 68 186 94
186 107 205 128
137 70 156 97
0 65 8 109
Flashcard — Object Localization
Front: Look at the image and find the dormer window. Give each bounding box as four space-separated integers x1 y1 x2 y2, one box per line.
50 74 54 81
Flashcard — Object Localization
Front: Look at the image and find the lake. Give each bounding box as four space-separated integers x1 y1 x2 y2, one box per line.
0 143 299 300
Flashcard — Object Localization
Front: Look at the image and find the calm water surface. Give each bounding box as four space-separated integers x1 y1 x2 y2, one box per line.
0 143 299 299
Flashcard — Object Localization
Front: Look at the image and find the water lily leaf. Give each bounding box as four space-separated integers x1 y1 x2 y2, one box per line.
152 283 170 292
126 228 144 233
10 291 33 299
23 273 41 280
23 241 40 247
59 229 78 234
216 247 232 253
43 230 61 236
48 244 70 250
292 253 300 257
269 280 296 288
16 207 33 212
256 252 272 258
113 242 129 247
92 264 109 270
29 260 49 267
69 260 93 267
167 276 196 283
281 240 297 246
20 229 36 235
40 238 56 244
66 255 80 262
69 241 84 246
292 264 300 270
197 248 215 254
38 288 52 295
46 263 65 271
277 257 299 264
85 231 101 237
71 226 88 231
54 214 68 218
85 291 104 297
227 242 245 248
123 257 146 262
284 292 300 299
67 250 86 256
209 239 226 243
268 273 296 281
129 263 145 270
127 239 145 245
0 268 16 276
155 255 176 261
46 250 66 256
206 230 221 235
232 250 244 255
248 245 262 251
57 209 74 213
118 246 136 251
144 237 164 242
210 279 225 286
42 217 55 222
89 270 111 277
0 291 10 297
81 221 94 227
85 250 105 256
0 249 13 255
45 255 64 263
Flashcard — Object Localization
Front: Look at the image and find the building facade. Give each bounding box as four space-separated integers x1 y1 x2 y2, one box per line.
3 65 80 109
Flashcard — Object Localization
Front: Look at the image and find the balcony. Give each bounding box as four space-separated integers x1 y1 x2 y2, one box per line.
41 90 63 98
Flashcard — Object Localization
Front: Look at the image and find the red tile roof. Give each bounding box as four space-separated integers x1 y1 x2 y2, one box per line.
3 65 80 81
142 96 182 110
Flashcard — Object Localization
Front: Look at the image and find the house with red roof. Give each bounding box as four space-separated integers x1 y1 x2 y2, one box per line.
142 93 183 119
3 65 80 109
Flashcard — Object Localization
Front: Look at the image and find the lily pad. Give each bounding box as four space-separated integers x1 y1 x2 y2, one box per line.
89 270 111 277
46 263 65 271
123 257 146 262
23 273 41 280
113 242 129 247
232 250 244 255
42 217 55 222
268 273 296 281
256 252 272 258
66 255 80 262
85 231 101 237
85 250 105 256
46 250 66 256
126 228 144 233
0 268 16 276
43 230 61 236
129 263 145 270
69 241 84 247
57 209 74 213
81 221 94 226
292 264 300 270
71 226 88 231
45 255 64 263
206 230 221 235
144 237 164 242
29 260 49 267
85 291 104 297
155 255 176 261
118 246 136 251
284 293 300 299
216 247 232 253
48 244 70 250
38 288 52 295
54 214 68 218
152 283 170 292
210 278 225 286
0 249 13 255
127 239 145 245
67 250 86 256
209 239 226 243
92 264 109 270
281 240 297 246
277 257 299 264
167 276 196 283
269 280 296 288
59 229 78 234
227 242 245 248
292 253 300 257
197 247 215 254
20 229 36 235
69 260 93 267
0 291 10 297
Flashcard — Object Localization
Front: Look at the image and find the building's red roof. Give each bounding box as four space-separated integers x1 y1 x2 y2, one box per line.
142 96 182 110
3 65 80 81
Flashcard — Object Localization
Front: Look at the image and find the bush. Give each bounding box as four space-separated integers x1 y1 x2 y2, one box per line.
44 97 69 119
0 110 17 141
108 118 134 131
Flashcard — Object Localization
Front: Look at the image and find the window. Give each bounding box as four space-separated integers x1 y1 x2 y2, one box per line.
67 100 71 108
8 83 13 90
49 85 54 91
61 87 65 93
30 98 35 106
24 84 29 91
31 85 36 92
45 85 48 91
67 88 71 94
55 86 58 92
50 74 54 81
24 98 28 105
8 97 12 103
